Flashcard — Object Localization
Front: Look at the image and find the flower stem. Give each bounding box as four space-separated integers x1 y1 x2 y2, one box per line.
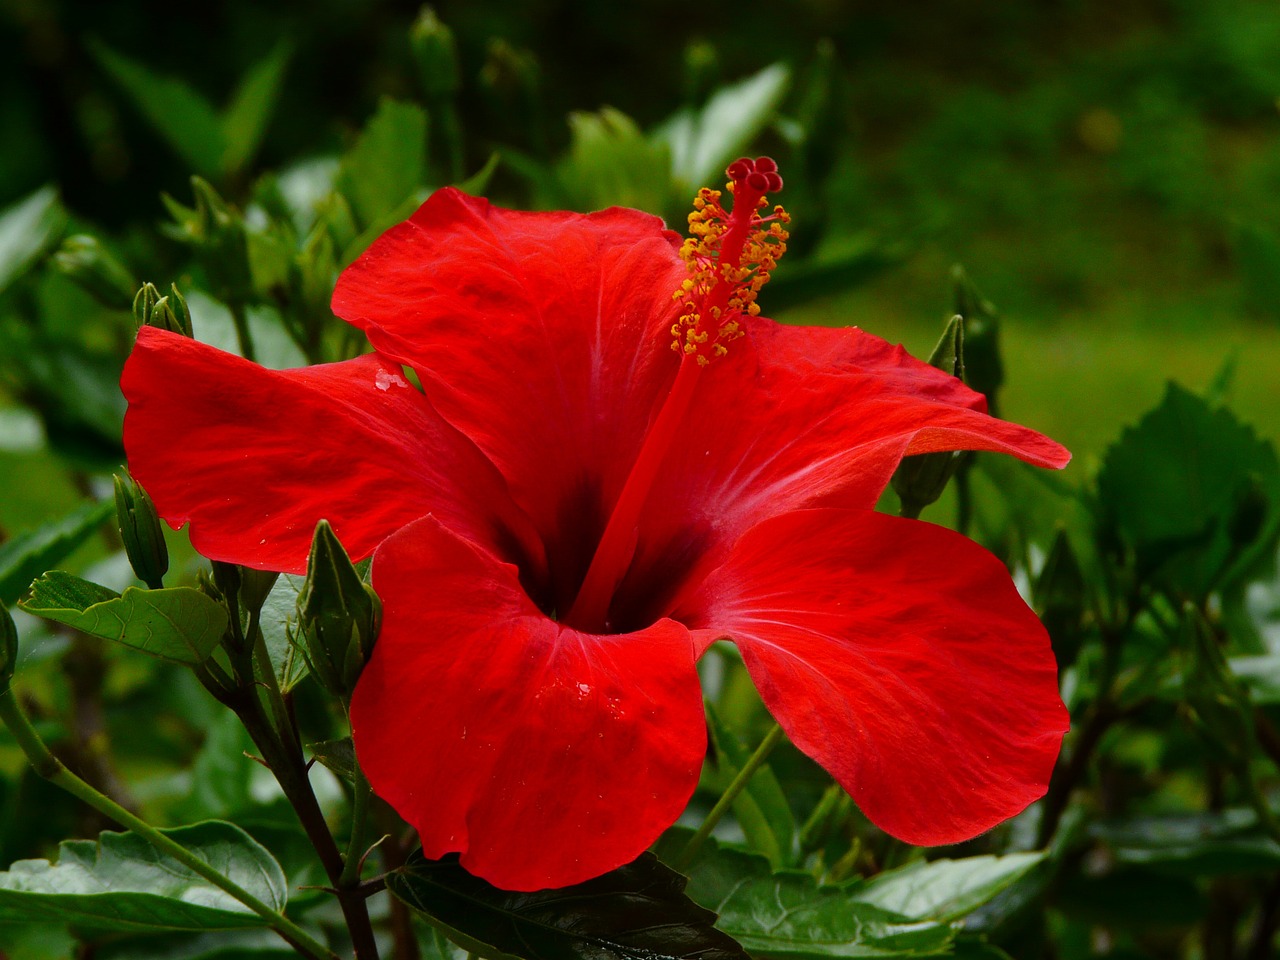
0 681 336 960
340 765 374 888
675 722 785 871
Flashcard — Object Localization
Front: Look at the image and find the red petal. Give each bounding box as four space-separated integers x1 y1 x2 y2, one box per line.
350 515 706 891
679 508 1067 846
332 188 687 611
121 327 542 576
612 320 1069 627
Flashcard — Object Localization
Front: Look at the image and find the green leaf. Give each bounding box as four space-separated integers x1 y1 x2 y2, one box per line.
658 64 790 191
0 499 113 605
89 41 226 179
337 98 428 229
388 849 749 960
705 705 796 868
1093 809 1280 876
258 573 309 693
1096 382 1280 596
221 42 292 175
99 927 298 960
22 572 228 665
668 834 955 958
555 108 673 214
1227 654 1280 704
0 186 69 295
849 853 1046 923
307 737 356 785
0 822 287 931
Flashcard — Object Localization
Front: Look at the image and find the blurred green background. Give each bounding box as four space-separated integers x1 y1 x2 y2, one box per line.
2 0 1279 533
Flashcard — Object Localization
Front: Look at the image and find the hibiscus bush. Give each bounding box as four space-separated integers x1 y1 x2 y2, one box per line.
2 7 1280 960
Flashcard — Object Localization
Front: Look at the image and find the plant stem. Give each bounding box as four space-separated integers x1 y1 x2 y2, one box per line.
675 722 785 871
0 682 335 960
228 301 257 363
341 766 373 888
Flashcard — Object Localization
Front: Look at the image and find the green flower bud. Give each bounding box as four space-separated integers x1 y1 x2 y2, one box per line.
951 264 1004 416
132 282 194 338
1 603 18 686
411 7 461 100
52 234 137 308
113 472 169 589
296 521 381 699
891 315 968 517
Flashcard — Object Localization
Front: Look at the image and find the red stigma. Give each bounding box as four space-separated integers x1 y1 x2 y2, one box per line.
726 156 784 193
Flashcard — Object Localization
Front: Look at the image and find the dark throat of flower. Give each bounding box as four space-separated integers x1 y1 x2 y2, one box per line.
564 157 790 634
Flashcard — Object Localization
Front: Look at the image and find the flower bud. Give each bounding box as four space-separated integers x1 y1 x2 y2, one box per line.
411 7 460 100
951 264 1004 416
1 603 18 686
113 472 169 589
133 282 194 338
296 521 381 699
891 315 968 517
53 235 136 308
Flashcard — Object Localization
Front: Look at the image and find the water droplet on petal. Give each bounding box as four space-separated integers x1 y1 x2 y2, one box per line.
375 369 407 391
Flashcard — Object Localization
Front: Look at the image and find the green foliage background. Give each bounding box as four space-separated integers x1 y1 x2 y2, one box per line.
1 1 1280 959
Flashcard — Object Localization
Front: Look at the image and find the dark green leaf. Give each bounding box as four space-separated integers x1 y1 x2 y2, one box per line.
1096 382 1280 595
221 42 292 174
0 499 113 605
669 834 955 958
659 64 790 191
0 186 69 294
1093 809 1280 876
388 849 749 960
1054 867 1204 929
99 927 297 959
337 98 428 229
849 853 1046 923
705 705 796 868
22 572 228 664
0 822 286 930
89 41 226 178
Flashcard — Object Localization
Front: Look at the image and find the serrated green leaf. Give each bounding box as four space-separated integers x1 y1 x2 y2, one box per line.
1097 382 1280 596
849 853 1046 923
388 850 749 960
0 822 286 931
89 41 226 179
221 42 292 174
666 833 954 958
337 98 428 229
658 63 790 191
705 705 796 868
258 573 309 693
22 572 228 665
0 499 113 605
0 186 68 295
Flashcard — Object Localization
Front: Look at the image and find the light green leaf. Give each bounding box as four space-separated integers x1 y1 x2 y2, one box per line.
658 64 790 191
0 822 287 930
705 705 796 868
22 572 228 665
0 186 69 295
666 833 955 958
0 499 113 605
849 853 1046 923
221 42 293 174
187 290 307 370
259 573 309 693
337 98 428 229
555 108 673 214
89 41 226 179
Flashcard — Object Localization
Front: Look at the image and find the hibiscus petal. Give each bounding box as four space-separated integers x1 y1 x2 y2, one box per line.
678 507 1067 846
614 319 1069 628
331 188 687 611
122 327 542 576
350 515 706 891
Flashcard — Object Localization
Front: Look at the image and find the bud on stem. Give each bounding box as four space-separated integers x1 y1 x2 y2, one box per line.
113 472 169 589
295 521 381 700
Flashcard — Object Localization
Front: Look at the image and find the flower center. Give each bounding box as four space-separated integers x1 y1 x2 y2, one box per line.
564 158 789 633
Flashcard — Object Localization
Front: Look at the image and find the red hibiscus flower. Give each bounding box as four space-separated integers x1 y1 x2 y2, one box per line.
122 158 1070 892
